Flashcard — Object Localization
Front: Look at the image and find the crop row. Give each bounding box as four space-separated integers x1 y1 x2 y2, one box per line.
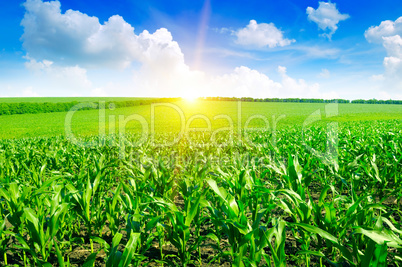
0 120 401 266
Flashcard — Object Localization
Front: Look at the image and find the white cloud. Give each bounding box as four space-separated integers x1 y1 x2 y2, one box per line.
19 0 335 100
234 20 295 48
382 35 402 74
209 66 282 98
0 86 39 98
21 0 205 97
202 66 334 99
24 58 93 96
277 66 333 98
1 86 40 98
365 17 402 43
214 27 230 34
365 17 402 98
21 87 40 97
21 0 182 69
22 0 124 68
91 88 108 97
24 58 53 71
377 91 402 100
370 74 384 81
319 68 330 78
365 19 402 74
306 2 350 39
298 46 340 59
131 28 206 97
133 63 330 99
378 91 391 100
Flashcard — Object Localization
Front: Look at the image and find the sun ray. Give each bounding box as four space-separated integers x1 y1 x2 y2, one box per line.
193 0 211 70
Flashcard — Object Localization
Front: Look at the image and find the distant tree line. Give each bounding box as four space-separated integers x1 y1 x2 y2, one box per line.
0 98 180 116
350 99 402 104
201 97 402 104
1 96 401 116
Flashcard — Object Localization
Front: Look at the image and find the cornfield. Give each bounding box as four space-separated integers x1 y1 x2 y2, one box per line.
0 120 401 266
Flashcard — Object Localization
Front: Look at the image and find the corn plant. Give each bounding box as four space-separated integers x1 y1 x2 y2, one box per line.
263 219 287 267
100 231 143 267
0 218 11 266
0 119 401 266
16 202 68 266
66 172 103 253
164 192 206 267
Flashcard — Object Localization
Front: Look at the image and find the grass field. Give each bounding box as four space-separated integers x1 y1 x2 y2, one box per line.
0 99 401 266
0 100 401 139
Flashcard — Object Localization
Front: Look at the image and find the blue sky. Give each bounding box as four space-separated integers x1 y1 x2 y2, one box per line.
1 0 402 99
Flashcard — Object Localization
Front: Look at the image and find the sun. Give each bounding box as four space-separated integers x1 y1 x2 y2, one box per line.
183 95 198 102
182 92 199 102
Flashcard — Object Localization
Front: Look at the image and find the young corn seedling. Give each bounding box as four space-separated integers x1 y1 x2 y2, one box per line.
0 182 32 233
105 231 144 267
17 202 69 266
166 193 206 267
207 178 262 266
142 158 176 200
352 216 402 266
263 218 287 267
66 172 103 253
289 222 339 266
126 211 160 261
0 218 12 266
121 178 168 264
105 182 123 237
177 174 211 263
275 189 314 265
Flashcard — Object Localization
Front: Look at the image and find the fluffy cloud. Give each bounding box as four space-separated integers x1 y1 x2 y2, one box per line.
277 66 331 98
365 17 402 43
0 85 42 98
20 0 332 99
234 20 295 48
21 87 40 97
21 0 181 69
22 0 130 68
21 0 206 97
364 17 402 77
365 17 402 97
209 66 282 97
133 28 206 97
365 18 402 74
24 58 93 95
306 2 350 39
204 66 334 99
382 35 402 74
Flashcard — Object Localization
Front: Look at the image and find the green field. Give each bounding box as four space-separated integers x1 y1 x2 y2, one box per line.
0 100 401 139
0 99 401 266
